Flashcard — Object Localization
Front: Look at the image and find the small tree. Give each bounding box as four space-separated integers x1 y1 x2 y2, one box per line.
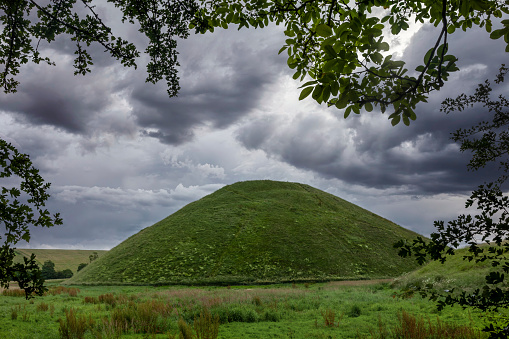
395 65 509 338
89 252 98 263
56 269 73 279
0 140 62 298
40 260 56 280
77 263 87 272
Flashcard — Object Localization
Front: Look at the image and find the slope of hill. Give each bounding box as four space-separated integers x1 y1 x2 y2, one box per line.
393 245 502 291
14 249 107 273
69 180 424 285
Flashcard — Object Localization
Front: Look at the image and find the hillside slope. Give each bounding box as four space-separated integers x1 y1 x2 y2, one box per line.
70 180 423 285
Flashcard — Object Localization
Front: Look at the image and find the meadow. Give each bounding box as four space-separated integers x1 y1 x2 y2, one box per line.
0 279 491 339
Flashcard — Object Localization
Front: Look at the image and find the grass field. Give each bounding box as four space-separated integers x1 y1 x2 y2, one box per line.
14 249 107 273
0 280 491 339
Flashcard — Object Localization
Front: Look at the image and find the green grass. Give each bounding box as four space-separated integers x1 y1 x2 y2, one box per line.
392 245 505 291
0 281 490 338
14 249 107 273
69 180 424 285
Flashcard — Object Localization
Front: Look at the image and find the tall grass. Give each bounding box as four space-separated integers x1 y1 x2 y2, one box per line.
367 310 487 339
58 308 92 339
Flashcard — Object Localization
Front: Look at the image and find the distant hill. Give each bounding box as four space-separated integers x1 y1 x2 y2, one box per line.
14 249 107 273
69 180 424 285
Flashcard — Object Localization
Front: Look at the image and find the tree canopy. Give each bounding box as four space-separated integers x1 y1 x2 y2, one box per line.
0 140 62 298
2 0 509 125
395 65 509 338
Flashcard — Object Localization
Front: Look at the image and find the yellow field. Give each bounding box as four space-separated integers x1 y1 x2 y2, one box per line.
14 248 107 273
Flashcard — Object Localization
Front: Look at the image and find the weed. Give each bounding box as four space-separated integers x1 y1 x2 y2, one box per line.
366 310 487 339
11 307 18 320
37 302 49 312
98 293 116 307
194 307 220 339
321 308 341 327
178 318 194 339
22 311 30 322
58 308 88 339
84 296 98 304
252 295 262 306
3 289 26 297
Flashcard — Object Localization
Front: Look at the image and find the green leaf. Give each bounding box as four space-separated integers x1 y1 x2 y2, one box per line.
323 60 338 73
402 114 410 126
391 115 401 126
299 87 313 100
447 25 456 34
371 52 383 64
424 47 434 64
490 29 505 40
312 85 324 100
336 95 348 109
364 102 373 112
316 24 333 37
344 106 352 119
379 42 390 51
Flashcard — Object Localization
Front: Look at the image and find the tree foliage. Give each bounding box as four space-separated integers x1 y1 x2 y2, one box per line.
77 262 87 271
394 65 509 338
0 0 200 96
2 1 509 125
0 140 62 298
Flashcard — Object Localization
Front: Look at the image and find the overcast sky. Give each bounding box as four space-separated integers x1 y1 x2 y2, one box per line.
2 4 507 250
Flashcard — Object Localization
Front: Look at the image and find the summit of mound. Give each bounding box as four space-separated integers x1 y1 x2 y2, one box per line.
70 180 423 285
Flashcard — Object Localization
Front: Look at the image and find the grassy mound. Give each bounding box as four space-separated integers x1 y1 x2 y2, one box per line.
69 180 423 285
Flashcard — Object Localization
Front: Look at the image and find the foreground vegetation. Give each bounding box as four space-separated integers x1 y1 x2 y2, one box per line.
0 280 492 339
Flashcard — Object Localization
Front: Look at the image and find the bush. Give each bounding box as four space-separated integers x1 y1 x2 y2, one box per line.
347 304 362 318
77 263 88 272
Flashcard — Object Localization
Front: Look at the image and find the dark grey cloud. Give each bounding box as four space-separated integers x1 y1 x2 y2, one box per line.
130 27 288 145
236 24 505 196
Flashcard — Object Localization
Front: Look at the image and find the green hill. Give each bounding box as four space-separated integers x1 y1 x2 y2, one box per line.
69 180 424 285
14 249 107 273
393 244 504 291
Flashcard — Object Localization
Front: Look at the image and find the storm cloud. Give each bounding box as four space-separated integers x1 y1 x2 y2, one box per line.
1 10 507 249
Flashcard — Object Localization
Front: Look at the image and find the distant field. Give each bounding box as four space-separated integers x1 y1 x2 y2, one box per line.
14 249 108 273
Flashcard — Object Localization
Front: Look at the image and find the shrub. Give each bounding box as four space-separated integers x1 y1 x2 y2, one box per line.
77 263 88 272
347 304 362 318
262 309 280 322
